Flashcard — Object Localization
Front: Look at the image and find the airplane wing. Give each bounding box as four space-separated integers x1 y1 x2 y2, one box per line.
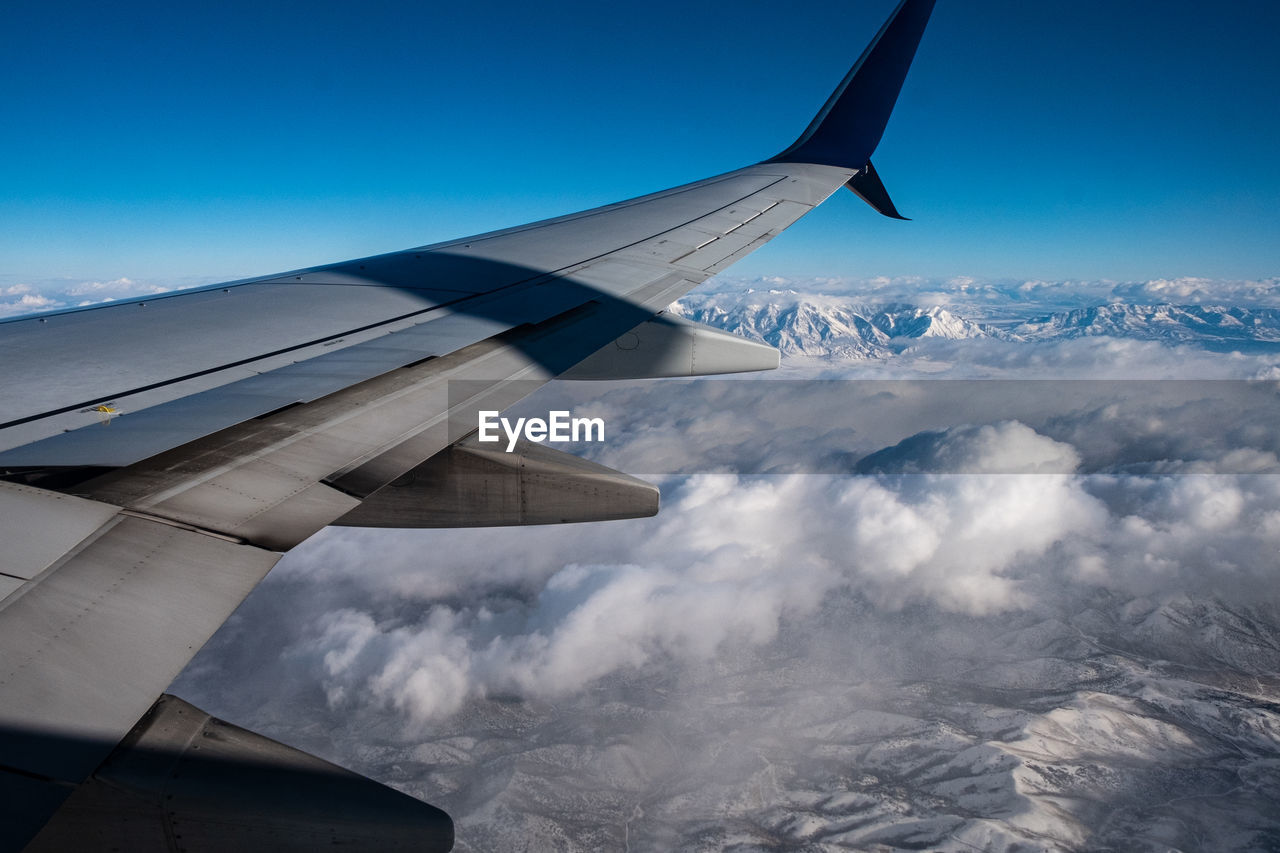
0 1 936 850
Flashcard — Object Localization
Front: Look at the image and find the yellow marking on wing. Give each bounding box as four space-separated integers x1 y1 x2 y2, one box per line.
81 404 122 425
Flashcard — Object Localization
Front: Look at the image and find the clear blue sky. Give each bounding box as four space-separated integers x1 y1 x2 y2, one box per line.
3 0 1278 286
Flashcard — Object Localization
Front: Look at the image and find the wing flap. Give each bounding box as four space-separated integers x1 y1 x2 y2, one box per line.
0 484 118 581
0 501 280 782
334 436 659 529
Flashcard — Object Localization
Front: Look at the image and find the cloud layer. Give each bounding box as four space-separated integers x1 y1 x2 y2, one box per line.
191 423 1280 733
165 279 1280 850
0 277 177 316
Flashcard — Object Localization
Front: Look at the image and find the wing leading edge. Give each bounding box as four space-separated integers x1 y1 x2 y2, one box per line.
0 2 937 850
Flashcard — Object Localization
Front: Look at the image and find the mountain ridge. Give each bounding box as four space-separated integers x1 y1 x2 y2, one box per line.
672 293 1280 358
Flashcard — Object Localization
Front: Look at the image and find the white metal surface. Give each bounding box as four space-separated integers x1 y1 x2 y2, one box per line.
0 164 847 467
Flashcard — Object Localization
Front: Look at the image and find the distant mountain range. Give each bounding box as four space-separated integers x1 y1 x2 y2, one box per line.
1011 303 1280 344
670 297 989 359
672 292 1280 358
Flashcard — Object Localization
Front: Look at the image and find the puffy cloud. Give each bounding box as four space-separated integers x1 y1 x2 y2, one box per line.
880 335 1280 379
706 274 1280 312
227 418 1280 743
0 276 180 317
1114 276 1280 307
63 276 174 302
268 424 1117 726
519 376 1280 479
0 291 59 317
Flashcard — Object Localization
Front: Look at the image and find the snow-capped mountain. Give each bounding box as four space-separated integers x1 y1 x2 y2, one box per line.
1012 303 1280 344
670 293 992 359
672 292 1280 359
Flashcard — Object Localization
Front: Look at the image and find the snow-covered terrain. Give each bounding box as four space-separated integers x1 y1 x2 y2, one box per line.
1012 304 1280 346
671 288 1280 361
669 294 992 360
156 278 1280 852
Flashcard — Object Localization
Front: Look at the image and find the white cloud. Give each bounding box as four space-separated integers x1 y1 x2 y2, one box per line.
153 279 1280 848
65 276 173 300
259 404 1280 739
0 292 59 317
290 427 1113 726
1114 276 1280 306
0 276 181 317
700 274 1280 321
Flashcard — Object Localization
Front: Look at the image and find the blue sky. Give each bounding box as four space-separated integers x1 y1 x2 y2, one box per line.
3 0 1278 287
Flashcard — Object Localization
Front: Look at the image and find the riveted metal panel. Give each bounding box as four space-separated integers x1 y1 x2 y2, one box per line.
0 575 23 600
412 172 786 274
0 515 280 782
0 284 459 423
0 482 120 581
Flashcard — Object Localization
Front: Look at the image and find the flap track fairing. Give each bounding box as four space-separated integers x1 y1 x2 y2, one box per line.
334 436 659 528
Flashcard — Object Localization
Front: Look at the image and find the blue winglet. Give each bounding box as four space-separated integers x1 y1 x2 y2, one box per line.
767 0 936 172
847 159 909 220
